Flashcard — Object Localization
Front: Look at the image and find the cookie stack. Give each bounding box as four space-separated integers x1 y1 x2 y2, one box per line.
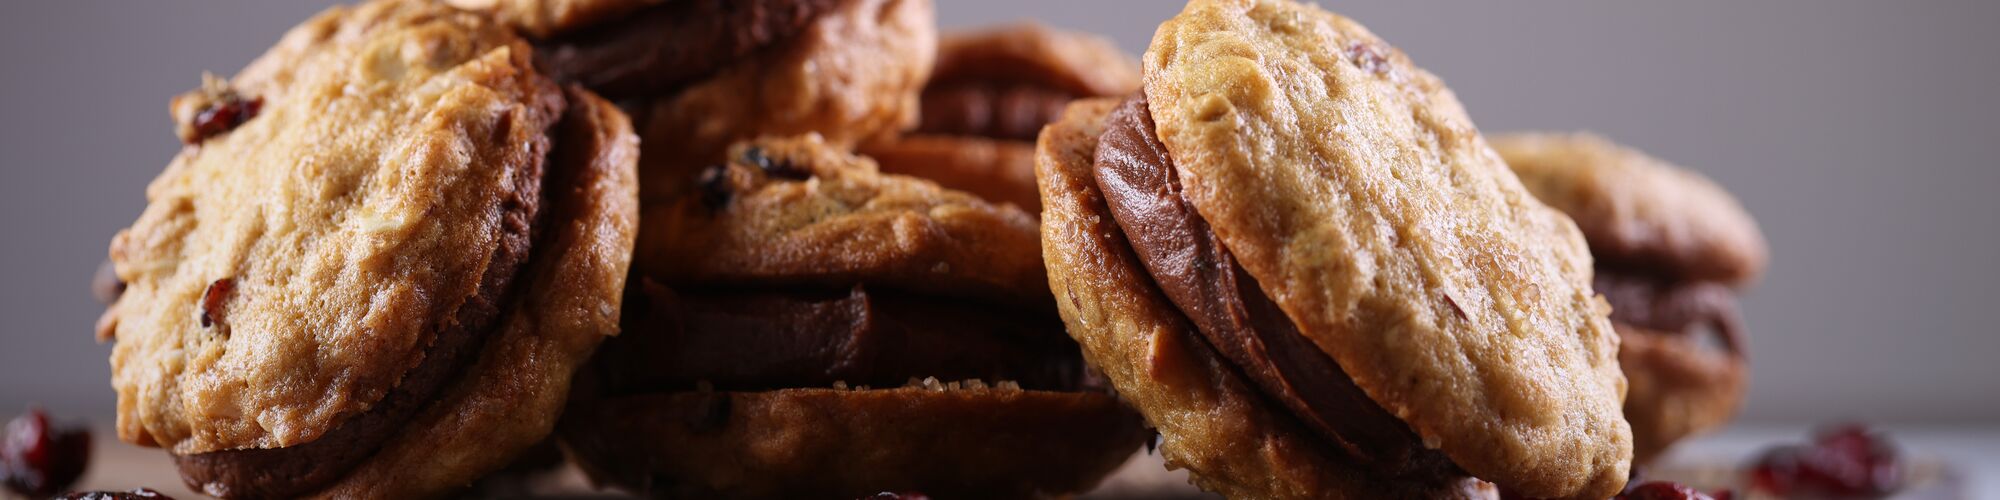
92 0 1766 498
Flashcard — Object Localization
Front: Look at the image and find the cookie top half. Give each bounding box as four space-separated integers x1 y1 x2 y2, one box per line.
635 134 1047 307
444 0 662 38
1143 0 1628 497
1492 132 1768 284
104 0 563 455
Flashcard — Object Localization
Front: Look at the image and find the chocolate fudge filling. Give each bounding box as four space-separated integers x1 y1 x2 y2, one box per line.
1594 267 1744 353
1090 94 1453 478
173 92 573 499
915 81 1076 141
535 0 843 101
599 280 1085 395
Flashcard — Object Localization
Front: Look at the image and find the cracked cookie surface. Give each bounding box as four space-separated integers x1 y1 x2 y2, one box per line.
1132 0 1629 496
106 0 562 456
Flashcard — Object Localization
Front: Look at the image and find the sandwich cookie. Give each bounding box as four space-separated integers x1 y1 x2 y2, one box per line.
563 135 1147 499
96 1 639 496
860 23 1140 211
1493 132 1766 463
1037 0 1631 497
451 0 937 201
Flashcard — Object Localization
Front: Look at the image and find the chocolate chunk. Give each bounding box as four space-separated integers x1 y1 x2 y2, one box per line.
916 82 1076 141
599 281 1082 394
536 0 841 100
1091 94 1449 477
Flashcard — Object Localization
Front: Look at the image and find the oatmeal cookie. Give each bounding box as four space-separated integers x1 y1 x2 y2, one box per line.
1039 98 1495 500
456 0 937 202
98 1 638 496
1495 131 1766 462
862 23 1139 211
1034 1 1632 497
566 135 1145 498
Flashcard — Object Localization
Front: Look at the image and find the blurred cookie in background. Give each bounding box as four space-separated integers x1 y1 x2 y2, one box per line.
1494 132 1769 464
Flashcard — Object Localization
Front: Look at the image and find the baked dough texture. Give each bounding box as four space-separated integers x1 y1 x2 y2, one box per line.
1495 132 1763 463
635 0 935 200
444 0 663 38
1138 0 1629 497
563 385 1143 499
1038 98 1494 500
862 23 1139 212
1492 132 1767 284
932 22 1140 99
324 85 638 498
636 134 1047 307
100 1 640 496
106 0 562 455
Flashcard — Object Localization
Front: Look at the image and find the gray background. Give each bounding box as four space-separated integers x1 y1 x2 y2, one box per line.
3 1 1995 425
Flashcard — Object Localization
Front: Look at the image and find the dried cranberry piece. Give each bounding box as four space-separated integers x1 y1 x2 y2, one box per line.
1748 424 1904 497
57 488 175 500
1617 481 1726 500
2 407 92 497
198 278 235 329
185 95 263 144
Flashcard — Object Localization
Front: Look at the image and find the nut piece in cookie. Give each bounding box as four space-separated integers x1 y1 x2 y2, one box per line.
454 0 938 202
564 135 1147 498
1494 132 1767 463
1036 1 1631 498
861 23 1140 212
97 1 639 497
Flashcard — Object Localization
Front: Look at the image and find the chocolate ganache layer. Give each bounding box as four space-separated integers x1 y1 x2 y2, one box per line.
1090 94 1454 478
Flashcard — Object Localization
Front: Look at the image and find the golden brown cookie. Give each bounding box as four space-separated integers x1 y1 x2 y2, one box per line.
457 0 937 202
1039 98 1496 500
567 134 1146 498
861 23 1139 211
563 385 1141 499
634 134 1045 307
1492 132 1767 284
443 0 660 39
1495 132 1765 463
97 1 639 496
1037 1 1632 497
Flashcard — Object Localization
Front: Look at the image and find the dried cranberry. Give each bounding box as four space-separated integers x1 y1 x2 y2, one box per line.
2 408 92 497
198 278 235 329
186 95 263 144
1748 424 1904 497
57 488 175 500
1617 481 1726 500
